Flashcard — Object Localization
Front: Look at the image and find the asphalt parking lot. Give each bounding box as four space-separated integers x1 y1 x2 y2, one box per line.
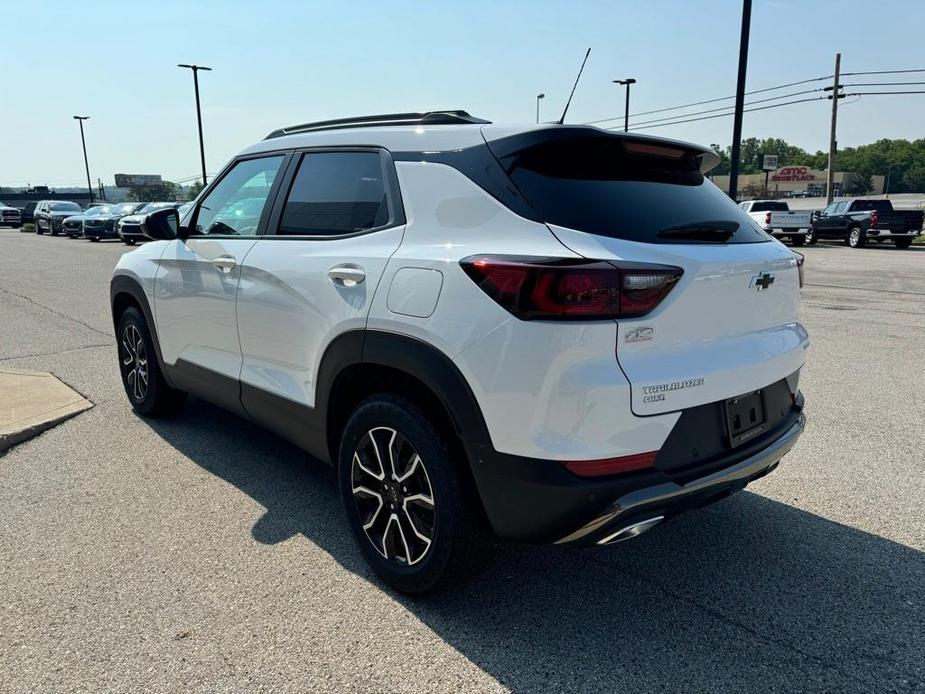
1 232 923 693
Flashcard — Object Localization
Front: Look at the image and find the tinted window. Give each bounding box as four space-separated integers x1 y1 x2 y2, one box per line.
850 199 891 212
194 156 284 236
750 201 788 212
501 137 769 244
278 152 389 236
833 202 849 214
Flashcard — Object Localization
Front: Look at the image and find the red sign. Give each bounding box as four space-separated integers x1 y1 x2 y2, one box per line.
771 166 816 182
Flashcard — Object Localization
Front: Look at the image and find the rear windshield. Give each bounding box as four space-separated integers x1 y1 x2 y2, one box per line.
499 137 770 244
750 201 789 212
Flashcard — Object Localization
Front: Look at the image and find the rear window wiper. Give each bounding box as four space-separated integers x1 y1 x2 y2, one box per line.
656 221 738 242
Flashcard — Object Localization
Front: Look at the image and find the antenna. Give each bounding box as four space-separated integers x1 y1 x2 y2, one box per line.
558 48 591 124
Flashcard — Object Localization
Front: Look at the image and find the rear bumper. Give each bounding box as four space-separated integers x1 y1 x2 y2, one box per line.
866 228 921 238
768 228 808 235
473 394 805 544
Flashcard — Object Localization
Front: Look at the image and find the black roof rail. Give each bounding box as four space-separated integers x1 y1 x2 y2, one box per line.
264 110 491 140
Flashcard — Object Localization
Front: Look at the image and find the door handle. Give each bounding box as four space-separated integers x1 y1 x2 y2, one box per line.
328 266 366 287
211 255 237 273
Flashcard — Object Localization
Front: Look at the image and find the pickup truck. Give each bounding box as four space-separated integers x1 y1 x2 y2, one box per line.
0 202 22 228
738 200 812 246
809 198 923 249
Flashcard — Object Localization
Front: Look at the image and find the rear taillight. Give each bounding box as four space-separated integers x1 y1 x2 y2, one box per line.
562 451 657 477
765 211 772 226
792 250 805 288
460 255 682 320
869 210 879 227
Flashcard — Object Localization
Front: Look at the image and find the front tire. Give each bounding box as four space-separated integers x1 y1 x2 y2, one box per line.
117 306 187 416
337 394 493 594
847 225 865 248
805 227 818 245
894 237 913 249
790 234 806 247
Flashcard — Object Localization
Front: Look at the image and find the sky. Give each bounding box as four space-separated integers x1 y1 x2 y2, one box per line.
2 0 923 188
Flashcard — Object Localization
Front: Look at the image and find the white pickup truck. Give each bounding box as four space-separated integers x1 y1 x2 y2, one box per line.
738 200 812 246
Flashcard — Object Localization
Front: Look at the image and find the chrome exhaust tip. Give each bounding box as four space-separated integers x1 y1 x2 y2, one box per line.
597 516 664 545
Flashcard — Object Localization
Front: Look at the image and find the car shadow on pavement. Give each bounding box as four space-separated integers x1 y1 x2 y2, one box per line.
147 397 925 693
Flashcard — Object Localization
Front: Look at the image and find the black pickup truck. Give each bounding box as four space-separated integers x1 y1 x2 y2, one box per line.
808 198 923 249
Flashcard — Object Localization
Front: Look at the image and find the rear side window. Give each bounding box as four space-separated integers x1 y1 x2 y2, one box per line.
278 151 390 236
750 201 788 212
498 137 769 244
850 199 890 212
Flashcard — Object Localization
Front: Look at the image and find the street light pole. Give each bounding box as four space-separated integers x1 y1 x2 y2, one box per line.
178 63 212 186
73 116 93 204
613 78 636 132
728 0 752 201
536 93 545 124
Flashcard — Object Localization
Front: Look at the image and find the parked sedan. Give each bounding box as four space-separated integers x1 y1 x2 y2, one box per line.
82 202 147 241
117 201 182 245
62 204 107 238
35 201 83 235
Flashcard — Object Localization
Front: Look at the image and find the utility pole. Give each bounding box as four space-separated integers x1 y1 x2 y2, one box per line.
826 53 841 203
73 116 93 204
728 0 752 201
178 64 212 186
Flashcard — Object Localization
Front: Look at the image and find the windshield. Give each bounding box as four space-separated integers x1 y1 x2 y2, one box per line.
49 202 81 212
139 202 175 213
114 203 139 215
86 205 112 216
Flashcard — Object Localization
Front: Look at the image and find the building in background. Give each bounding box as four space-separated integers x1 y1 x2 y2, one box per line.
711 168 885 199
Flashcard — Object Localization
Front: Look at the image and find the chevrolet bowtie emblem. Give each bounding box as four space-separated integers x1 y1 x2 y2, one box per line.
751 272 775 291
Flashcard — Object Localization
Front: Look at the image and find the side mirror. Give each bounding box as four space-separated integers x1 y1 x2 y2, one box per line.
811 210 820 219
141 208 179 240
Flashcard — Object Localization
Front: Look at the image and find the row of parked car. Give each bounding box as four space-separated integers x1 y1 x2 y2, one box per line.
0 200 192 244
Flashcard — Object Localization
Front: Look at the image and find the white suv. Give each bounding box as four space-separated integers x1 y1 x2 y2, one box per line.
110 111 808 593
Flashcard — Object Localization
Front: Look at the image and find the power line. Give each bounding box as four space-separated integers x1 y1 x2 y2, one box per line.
840 68 925 76
838 81 925 87
848 90 925 96
619 96 826 131
626 88 825 129
584 74 832 125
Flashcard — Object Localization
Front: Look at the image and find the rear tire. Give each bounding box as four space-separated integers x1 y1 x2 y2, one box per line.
847 225 865 248
117 306 187 416
894 237 913 249
337 394 493 594
89 237 99 242
124 238 136 246
790 234 805 247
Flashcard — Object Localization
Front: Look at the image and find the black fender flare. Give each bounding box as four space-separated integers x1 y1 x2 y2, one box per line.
109 275 176 388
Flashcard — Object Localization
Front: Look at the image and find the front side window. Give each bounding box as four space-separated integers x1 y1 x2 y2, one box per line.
278 151 389 236
193 155 284 236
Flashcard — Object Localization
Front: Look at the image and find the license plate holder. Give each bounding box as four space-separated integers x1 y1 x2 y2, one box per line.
724 390 768 447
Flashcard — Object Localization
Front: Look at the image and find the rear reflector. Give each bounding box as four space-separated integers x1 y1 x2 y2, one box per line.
460 255 682 320
562 451 657 477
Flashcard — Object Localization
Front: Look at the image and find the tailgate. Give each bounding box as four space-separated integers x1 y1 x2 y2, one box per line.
549 225 809 416
771 210 811 228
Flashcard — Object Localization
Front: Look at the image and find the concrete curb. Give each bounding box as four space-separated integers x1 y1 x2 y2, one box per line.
0 368 93 453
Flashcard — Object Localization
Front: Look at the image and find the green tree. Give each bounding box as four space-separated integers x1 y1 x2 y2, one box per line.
187 180 205 200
